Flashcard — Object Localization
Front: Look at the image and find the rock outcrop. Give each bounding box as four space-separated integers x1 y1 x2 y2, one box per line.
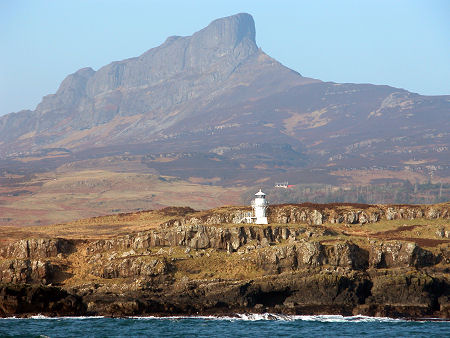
255 241 371 273
267 204 449 225
0 259 56 284
369 240 436 268
0 284 85 317
73 269 448 318
90 256 171 280
0 239 73 285
0 238 74 260
85 224 308 254
158 203 449 227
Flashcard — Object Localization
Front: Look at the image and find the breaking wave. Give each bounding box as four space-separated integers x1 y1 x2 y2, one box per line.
130 313 438 322
2 314 448 337
2 313 445 323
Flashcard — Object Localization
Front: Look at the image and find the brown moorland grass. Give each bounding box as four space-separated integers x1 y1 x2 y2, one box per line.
0 169 245 227
330 168 438 185
0 208 193 244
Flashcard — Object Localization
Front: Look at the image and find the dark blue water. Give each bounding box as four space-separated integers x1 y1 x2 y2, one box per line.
0 314 449 337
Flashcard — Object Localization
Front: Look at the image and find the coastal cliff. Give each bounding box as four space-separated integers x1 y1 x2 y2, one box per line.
0 203 449 318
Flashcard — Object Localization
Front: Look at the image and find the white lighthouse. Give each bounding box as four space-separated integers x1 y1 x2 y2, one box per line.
251 189 269 224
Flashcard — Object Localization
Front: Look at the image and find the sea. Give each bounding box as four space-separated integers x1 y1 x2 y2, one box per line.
0 314 449 337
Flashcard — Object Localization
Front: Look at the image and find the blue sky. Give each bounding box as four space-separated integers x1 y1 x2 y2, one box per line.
1 0 449 115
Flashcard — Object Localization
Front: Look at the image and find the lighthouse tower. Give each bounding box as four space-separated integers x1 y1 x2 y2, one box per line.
251 189 269 224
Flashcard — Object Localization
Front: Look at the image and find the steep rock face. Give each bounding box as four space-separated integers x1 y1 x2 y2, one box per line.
255 241 369 273
361 271 448 318
0 284 85 317
0 224 448 318
1 270 447 318
326 242 369 270
0 239 73 285
275 273 371 313
369 241 436 268
86 13 257 98
0 238 74 260
0 259 56 284
255 242 325 273
85 224 310 255
76 270 448 318
0 203 448 318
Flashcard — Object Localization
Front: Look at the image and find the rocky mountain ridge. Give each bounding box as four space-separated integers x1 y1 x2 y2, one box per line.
0 13 312 153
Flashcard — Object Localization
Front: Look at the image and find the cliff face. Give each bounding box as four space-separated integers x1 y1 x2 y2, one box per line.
0 203 449 318
160 203 449 226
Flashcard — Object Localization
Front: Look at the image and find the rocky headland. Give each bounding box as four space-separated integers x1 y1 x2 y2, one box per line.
0 203 449 319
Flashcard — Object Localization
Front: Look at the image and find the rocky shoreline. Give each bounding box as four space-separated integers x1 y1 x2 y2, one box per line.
1 267 448 319
0 203 449 319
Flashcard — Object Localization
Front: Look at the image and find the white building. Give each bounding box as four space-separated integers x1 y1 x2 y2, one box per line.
238 189 269 224
251 189 269 224
275 181 288 188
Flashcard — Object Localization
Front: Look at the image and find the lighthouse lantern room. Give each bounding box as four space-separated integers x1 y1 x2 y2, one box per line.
251 189 268 224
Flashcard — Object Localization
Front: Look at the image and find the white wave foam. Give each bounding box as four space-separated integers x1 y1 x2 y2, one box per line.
236 313 294 321
130 315 238 321
130 313 414 322
30 314 51 319
33 315 105 320
1 314 443 323
287 314 404 323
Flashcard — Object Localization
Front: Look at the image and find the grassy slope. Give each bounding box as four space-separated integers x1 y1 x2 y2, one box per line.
0 169 245 227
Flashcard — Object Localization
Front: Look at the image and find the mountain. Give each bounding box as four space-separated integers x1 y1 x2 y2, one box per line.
0 14 315 154
0 13 449 193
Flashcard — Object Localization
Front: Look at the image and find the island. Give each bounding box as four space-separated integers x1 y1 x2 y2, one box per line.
0 200 449 319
